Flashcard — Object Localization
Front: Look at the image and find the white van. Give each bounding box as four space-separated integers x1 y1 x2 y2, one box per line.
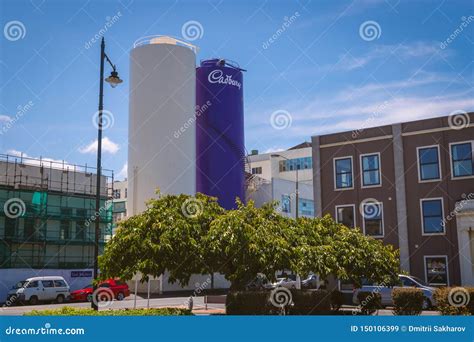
7 276 70 305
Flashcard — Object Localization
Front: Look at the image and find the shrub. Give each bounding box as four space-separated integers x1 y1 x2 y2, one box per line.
330 290 344 311
226 291 273 315
289 289 331 315
392 288 424 315
357 291 382 315
24 306 192 316
434 287 473 315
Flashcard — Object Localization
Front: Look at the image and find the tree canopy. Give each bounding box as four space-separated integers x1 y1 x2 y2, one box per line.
99 193 399 290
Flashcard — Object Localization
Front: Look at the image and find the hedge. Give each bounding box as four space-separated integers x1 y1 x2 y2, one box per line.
330 290 344 311
433 287 474 315
392 288 424 315
24 307 192 316
226 289 331 315
289 289 331 315
226 291 274 315
357 291 382 315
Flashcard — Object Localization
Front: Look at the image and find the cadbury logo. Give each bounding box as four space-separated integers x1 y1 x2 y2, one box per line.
208 69 241 90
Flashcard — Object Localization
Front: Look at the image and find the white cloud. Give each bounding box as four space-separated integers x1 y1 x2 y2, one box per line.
263 147 285 154
5 150 75 169
0 115 12 122
331 42 447 71
117 162 127 180
79 137 119 154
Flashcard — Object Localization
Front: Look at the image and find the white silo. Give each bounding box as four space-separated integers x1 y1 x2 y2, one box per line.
128 36 197 215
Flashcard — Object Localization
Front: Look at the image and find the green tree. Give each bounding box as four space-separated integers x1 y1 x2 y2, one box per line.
99 191 224 285
100 194 399 290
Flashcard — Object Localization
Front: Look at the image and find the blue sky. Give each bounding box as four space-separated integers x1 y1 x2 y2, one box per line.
0 0 473 180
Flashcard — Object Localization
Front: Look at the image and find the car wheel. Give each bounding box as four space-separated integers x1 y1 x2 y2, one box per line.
56 295 65 304
86 294 93 302
29 296 39 305
116 292 125 301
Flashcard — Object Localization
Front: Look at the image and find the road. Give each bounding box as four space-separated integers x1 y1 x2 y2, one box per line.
0 297 440 316
0 295 225 316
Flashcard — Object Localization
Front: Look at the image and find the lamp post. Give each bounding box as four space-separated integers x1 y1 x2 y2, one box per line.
271 154 299 219
92 37 122 310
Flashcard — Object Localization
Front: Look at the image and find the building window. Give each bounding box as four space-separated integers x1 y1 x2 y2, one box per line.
360 153 381 187
24 217 36 240
299 198 314 217
75 209 87 240
60 208 72 240
5 217 16 238
424 256 448 286
279 157 313 172
281 195 291 213
334 157 353 189
362 202 383 237
335 205 355 228
124 188 128 199
451 142 474 178
421 198 444 235
113 189 121 199
251 167 262 175
418 146 441 181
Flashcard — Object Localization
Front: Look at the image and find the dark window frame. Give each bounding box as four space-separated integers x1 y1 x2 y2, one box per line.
334 157 353 189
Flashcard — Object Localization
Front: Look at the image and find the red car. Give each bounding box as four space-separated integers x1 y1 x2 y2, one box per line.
70 279 130 302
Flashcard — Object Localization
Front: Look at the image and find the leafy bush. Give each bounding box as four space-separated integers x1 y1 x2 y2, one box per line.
24 306 191 316
289 289 331 315
392 288 424 315
330 290 344 311
433 287 474 315
226 291 273 315
357 291 382 315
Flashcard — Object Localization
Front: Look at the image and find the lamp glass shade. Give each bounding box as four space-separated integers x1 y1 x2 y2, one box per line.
105 71 123 88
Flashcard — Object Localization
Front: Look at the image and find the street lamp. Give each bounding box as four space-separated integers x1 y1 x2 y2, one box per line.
92 37 122 310
271 154 299 219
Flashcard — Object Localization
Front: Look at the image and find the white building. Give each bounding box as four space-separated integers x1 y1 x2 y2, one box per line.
247 142 314 218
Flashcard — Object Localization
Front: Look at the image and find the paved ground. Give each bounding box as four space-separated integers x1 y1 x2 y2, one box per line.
0 295 225 316
0 296 439 316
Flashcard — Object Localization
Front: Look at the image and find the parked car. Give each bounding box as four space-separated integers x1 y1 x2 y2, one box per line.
301 274 320 289
70 279 130 302
352 274 436 309
245 273 275 290
7 276 70 305
273 274 300 289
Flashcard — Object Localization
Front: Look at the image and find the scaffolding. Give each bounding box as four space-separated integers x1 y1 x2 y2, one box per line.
0 153 114 269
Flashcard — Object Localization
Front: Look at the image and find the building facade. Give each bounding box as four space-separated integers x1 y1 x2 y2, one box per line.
0 154 114 302
247 142 314 218
312 113 474 287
